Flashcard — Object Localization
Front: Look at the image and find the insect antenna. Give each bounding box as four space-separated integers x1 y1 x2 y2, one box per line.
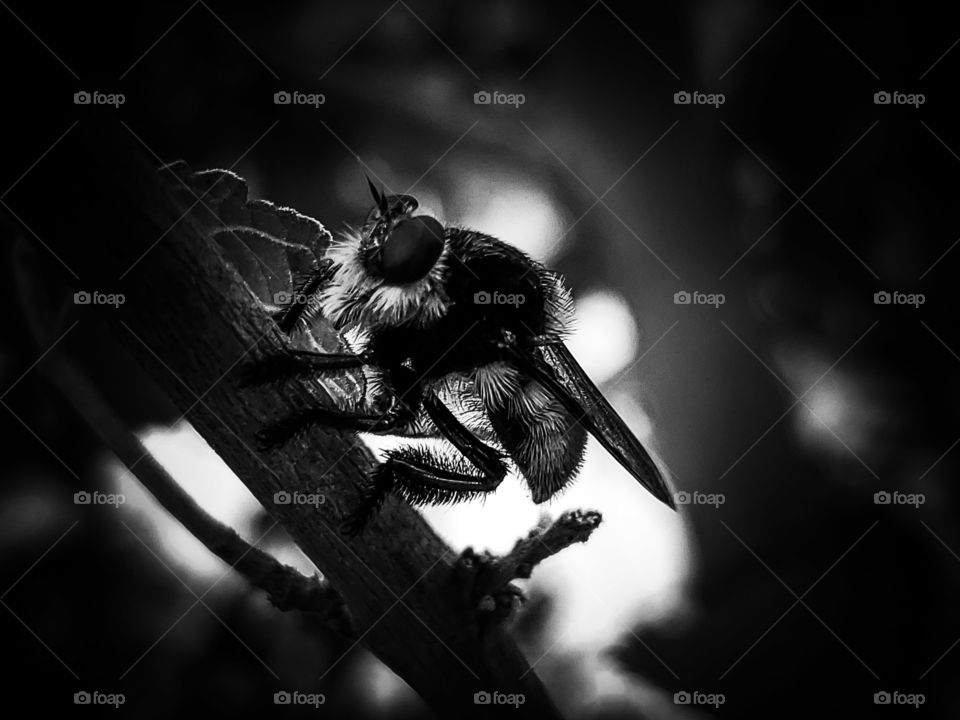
365 175 388 215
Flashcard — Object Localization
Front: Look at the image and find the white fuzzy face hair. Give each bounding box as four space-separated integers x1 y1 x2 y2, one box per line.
319 191 451 331
319 229 451 330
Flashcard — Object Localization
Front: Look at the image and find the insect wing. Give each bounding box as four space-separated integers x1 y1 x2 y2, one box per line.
534 342 675 509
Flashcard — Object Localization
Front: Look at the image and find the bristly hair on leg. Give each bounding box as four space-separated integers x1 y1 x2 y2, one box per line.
273 258 335 333
386 445 493 507
343 444 496 534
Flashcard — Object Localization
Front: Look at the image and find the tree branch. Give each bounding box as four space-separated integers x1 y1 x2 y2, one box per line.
39 347 353 633
38 122 566 717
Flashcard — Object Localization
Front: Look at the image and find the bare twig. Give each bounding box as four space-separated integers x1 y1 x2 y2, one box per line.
28 327 354 634
459 510 603 614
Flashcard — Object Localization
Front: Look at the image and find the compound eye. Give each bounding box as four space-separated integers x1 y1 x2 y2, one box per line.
379 216 444 284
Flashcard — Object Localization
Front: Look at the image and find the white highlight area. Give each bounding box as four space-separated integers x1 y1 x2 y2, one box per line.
775 344 881 459
454 168 566 262
565 290 640 384
111 421 269 581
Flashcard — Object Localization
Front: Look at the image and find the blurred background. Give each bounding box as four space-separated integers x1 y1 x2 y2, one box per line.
1 1 958 717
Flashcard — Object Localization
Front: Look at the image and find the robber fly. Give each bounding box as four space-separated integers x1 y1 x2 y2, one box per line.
244 180 675 533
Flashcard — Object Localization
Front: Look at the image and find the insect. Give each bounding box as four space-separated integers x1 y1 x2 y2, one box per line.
244 180 675 533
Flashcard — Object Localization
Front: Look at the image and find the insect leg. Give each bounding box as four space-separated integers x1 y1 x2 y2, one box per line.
255 403 409 450
273 258 335 333
341 393 507 534
341 445 508 535
238 349 367 387
421 393 505 474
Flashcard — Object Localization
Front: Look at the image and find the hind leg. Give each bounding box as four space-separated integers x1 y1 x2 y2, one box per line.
341 443 508 535
341 393 508 534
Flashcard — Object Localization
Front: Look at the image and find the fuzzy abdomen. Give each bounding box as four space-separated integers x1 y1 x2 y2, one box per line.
476 363 587 503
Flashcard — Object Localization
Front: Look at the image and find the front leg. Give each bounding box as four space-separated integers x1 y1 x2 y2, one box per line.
272 258 335 333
